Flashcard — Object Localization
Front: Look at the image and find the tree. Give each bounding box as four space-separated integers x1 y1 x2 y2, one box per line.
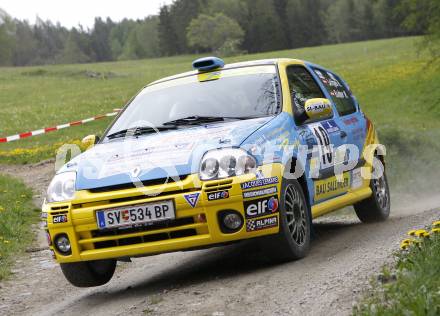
12 20 37 66
158 5 179 55
241 0 286 53
187 13 244 55
60 29 91 64
398 0 440 59
90 17 114 61
0 9 15 66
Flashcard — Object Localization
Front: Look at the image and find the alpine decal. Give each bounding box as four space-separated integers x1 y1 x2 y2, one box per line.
246 215 278 232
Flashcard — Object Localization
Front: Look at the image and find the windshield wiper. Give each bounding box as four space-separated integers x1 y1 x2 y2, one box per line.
162 115 259 126
106 125 177 139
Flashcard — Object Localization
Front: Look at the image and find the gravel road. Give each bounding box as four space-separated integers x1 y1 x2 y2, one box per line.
0 161 438 316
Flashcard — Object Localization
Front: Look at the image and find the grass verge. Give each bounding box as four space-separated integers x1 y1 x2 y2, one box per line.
353 231 440 315
0 175 39 280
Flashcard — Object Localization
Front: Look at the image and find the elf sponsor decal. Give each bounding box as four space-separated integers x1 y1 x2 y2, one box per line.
207 190 229 201
246 215 278 232
244 195 279 219
314 173 350 201
241 177 279 190
53 214 68 224
321 120 340 134
243 186 277 199
184 193 200 208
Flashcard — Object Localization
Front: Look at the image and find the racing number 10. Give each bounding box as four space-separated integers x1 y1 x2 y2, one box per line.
313 125 333 168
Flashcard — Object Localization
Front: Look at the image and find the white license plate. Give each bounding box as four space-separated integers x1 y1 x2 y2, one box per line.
96 200 175 230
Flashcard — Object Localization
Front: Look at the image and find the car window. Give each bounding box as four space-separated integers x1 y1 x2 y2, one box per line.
105 66 281 138
286 66 325 124
312 68 357 116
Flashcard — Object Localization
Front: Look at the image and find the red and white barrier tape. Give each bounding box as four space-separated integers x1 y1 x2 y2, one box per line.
0 109 120 143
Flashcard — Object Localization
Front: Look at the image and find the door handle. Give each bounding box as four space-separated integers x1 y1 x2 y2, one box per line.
340 130 347 138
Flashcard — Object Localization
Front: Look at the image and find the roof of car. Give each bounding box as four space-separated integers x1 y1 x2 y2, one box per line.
149 58 306 86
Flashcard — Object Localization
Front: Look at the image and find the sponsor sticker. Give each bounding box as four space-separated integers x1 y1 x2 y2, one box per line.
351 168 363 189
207 190 229 201
243 186 277 199
241 177 279 190
244 195 279 218
314 173 350 201
321 120 340 134
343 117 359 126
246 215 278 232
184 193 200 208
53 214 68 224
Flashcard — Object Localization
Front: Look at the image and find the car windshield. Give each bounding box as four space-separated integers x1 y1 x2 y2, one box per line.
104 65 281 139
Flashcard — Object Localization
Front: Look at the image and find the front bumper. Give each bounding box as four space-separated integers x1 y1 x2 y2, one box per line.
42 164 283 263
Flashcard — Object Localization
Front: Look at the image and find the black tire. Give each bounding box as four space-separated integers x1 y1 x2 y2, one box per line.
354 164 390 223
263 178 311 261
60 259 116 287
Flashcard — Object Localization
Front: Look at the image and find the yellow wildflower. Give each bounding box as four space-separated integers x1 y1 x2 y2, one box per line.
0 206 4 212
3 240 10 244
430 228 440 234
407 229 417 236
433 221 440 228
414 229 429 238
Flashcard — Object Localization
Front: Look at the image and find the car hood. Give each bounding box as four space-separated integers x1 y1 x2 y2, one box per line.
62 118 273 191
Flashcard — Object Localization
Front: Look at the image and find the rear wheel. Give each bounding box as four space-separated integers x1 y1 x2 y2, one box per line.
60 259 116 287
263 178 311 261
354 162 390 223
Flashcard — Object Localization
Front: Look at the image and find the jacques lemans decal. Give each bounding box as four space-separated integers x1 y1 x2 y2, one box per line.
246 215 278 232
244 195 279 219
241 177 279 190
184 193 200 208
243 186 277 199
207 190 229 201
53 214 68 224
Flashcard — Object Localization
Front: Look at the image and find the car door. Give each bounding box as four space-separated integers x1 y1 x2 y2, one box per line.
285 65 347 203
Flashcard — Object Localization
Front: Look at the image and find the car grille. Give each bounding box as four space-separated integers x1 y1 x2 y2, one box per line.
90 217 197 249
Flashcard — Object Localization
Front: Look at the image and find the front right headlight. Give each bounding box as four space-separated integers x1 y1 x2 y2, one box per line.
199 148 257 180
46 172 76 203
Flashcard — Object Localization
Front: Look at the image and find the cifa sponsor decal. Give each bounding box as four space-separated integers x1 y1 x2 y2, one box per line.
246 215 278 232
242 186 277 199
244 195 279 218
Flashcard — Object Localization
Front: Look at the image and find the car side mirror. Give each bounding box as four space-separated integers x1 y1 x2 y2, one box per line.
304 98 333 121
82 134 100 149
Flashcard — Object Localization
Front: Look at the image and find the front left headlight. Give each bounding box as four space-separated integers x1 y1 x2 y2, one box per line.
46 172 76 203
199 148 257 181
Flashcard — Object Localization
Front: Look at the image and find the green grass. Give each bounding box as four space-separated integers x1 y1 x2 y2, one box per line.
0 36 439 192
354 232 440 315
0 175 39 280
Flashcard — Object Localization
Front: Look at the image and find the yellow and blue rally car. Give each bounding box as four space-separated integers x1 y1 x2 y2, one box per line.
43 57 390 287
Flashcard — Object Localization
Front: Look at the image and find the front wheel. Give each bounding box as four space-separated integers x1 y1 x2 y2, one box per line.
263 178 311 261
60 259 116 287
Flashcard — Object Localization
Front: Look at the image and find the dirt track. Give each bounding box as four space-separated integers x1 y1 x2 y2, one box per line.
0 161 439 316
